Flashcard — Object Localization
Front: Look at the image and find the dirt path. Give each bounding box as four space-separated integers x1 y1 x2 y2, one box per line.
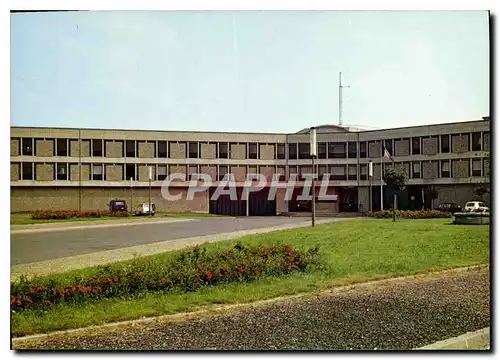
13 267 490 350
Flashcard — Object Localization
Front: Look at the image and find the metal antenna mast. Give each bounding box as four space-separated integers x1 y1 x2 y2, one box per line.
339 72 350 125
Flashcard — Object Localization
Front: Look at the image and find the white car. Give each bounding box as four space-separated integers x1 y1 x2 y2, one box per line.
135 203 156 216
463 201 489 213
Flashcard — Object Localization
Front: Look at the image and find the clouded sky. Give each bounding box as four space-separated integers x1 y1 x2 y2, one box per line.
10 10 489 132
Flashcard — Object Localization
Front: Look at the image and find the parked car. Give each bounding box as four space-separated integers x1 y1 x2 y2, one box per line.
463 201 489 213
436 202 462 214
109 199 128 212
135 203 156 216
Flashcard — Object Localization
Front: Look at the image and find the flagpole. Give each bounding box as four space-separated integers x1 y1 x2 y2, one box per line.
380 141 383 211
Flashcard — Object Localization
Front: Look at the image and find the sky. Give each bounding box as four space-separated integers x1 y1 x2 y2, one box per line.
10 10 490 133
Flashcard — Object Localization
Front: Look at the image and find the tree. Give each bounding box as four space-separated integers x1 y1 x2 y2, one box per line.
425 186 439 210
383 168 407 222
473 182 489 203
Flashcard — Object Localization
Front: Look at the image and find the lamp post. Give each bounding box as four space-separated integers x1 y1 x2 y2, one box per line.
369 160 373 213
148 166 153 217
129 177 133 215
310 127 317 227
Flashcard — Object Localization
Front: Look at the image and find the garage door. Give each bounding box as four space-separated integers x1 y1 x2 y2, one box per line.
249 187 276 216
209 187 246 216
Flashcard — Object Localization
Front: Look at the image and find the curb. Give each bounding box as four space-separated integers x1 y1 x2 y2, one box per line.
11 264 488 344
11 218 346 281
416 327 490 350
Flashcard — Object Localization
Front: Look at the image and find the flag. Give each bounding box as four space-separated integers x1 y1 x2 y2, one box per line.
383 147 394 162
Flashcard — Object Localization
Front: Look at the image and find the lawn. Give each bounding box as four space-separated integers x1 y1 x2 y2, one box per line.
11 211 230 225
11 218 490 337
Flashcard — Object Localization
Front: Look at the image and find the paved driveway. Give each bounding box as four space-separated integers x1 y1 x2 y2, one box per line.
11 217 324 266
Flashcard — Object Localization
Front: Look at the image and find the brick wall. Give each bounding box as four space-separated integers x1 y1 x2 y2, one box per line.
170 143 186 159
260 166 275 181
316 202 338 215
231 166 246 182
452 159 469 178
35 164 54 181
138 142 155 158
11 139 19 157
422 161 439 179
259 144 275 160
394 139 410 156
200 165 217 181
452 135 469 153
200 143 216 159
105 165 123 181
230 144 246 160
357 187 369 212
373 164 381 180
81 140 91 157
105 141 123 158
170 165 187 179
422 137 438 155
11 187 80 212
138 164 156 181
483 133 490 152
368 142 381 158
35 139 54 157
11 163 19 181
434 184 477 208
275 188 287 214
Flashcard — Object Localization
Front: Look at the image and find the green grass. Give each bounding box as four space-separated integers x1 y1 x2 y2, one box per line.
11 218 490 337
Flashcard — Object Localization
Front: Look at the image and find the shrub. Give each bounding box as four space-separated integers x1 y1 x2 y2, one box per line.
11 243 320 312
31 210 130 220
369 210 452 219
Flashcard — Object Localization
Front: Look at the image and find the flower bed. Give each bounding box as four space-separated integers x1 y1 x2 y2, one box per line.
369 210 452 219
11 243 320 312
31 209 130 220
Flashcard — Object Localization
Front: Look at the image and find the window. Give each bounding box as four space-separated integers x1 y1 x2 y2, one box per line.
56 139 68 157
276 144 285 160
288 166 298 180
318 166 328 181
188 142 199 158
218 143 229 159
277 167 286 181
384 139 393 157
412 162 421 179
56 163 68 180
359 142 367 158
483 132 490 151
360 164 368 180
288 144 298 159
158 141 167 158
318 143 327 159
22 138 33 156
218 165 228 181
125 164 135 181
188 165 198 180
472 159 482 177
92 139 103 157
22 163 33 180
441 160 450 177
125 140 135 157
411 137 421 155
328 143 346 159
441 135 450 153
330 166 346 180
472 132 482 152
157 165 167 181
347 142 357 158
347 165 357 180
248 143 258 159
298 143 310 159
92 164 103 180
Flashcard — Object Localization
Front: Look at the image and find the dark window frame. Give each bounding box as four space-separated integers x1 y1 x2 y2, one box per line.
471 159 482 177
125 140 135 158
318 142 327 159
330 165 346 181
411 137 421 155
440 135 450 153
218 142 229 159
22 162 33 180
22 138 33 156
218 165 229 181
288 143 298 160
56 163 68 180
157 165 168 181
440 160 451 178
359 142 367 158
92 139 103 157
188 142 199 159
298 143 310 159
412 161 421 179
472 132 482 152
347 142 357 158
92 163 104 181
56 139 68 157
125 164 136 181
158 141 168 158
276 144 286 160
383 139 393 156
248 143 258 159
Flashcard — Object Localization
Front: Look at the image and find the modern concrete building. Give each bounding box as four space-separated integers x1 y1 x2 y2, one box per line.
10 116 490 215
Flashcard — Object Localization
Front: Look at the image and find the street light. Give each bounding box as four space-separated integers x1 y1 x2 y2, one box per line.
369 160 373 213
148 166 153 217
310 127 317 227
129 177 133 215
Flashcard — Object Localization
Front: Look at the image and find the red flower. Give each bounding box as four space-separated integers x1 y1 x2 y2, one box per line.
43 300 51 305
113 276 119 283
24 297 32 304
252 268 261 276
10 296 16 305
137 272 143 278
205 271 213 280
92 286 101 294
16 300 22 306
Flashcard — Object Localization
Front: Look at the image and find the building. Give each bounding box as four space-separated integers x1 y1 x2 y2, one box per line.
10 116 490 215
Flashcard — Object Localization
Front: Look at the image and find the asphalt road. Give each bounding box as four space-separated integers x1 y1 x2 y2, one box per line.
11 217 323 266
13 267 490 350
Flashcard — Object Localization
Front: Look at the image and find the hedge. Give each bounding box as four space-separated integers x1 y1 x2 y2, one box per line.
369 210 452 219
31 210 130 220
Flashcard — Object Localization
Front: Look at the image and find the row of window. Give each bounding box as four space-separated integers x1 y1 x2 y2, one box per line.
13 132 489 160
14 158 488 182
